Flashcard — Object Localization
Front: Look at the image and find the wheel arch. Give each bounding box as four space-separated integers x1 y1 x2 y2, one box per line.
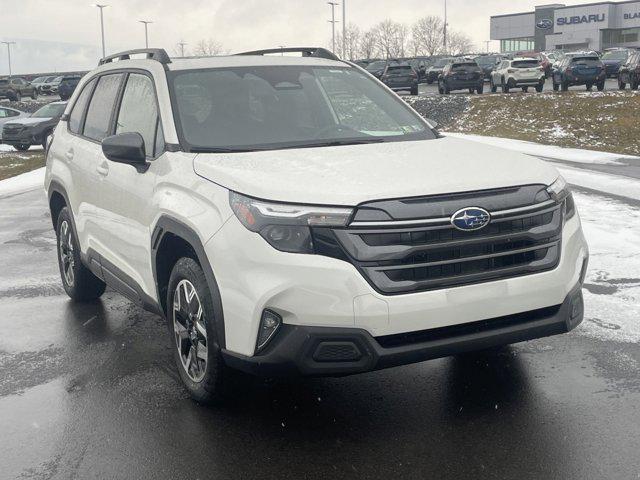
151 216 226 348
47 180 71 233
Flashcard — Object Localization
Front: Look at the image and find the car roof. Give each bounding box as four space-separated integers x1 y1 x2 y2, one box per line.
167 55 345 71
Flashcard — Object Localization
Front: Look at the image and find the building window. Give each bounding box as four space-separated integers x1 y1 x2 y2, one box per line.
500 38 535 53
602 28 640 48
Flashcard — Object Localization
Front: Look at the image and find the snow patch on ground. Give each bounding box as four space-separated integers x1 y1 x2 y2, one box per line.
558 165 640 202
0 167 45 198
442 132 638 165
574 191 640 344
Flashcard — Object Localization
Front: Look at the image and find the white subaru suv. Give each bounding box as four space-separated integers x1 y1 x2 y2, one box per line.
490 57 546 93
45 48 588 403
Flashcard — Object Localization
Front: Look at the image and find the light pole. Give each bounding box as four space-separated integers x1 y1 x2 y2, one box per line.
342 0 346 59
1 41 16 77
139 20 153 48
92 4 108 58
178 41 187 57
328 2 339 54
443 0 448 53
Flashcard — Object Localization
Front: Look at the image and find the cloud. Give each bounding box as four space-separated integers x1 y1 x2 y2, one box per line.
0 0 544 74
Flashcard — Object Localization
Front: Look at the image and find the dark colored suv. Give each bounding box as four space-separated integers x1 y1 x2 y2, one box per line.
380 64 419 95
618 51 640 90
426 57 455 84
57 75 82 100
552 55 606 91
1 101 66 151
0 77 37 101
438 61 484 94
474 55 502 80
601 49 630 77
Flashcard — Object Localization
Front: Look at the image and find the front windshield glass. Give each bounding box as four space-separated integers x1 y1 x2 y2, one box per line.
32 103 66 118
602 50 628 61
366 61 386 71
170 66 434 152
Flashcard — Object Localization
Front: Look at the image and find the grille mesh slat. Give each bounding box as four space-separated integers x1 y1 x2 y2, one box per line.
329 194 563 295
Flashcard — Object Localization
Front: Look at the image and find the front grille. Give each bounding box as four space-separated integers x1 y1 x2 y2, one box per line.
318 185 563 295
2 125 23 136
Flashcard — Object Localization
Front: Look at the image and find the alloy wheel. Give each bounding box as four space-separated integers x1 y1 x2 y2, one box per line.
58 220 75 286
173 279 208 382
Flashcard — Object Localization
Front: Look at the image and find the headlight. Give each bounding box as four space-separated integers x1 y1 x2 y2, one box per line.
229 192 353 254
547 175 575 220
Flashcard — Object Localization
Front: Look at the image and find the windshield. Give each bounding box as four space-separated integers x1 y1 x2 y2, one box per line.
602 50 628 61
32 103 66 118
475 56 498 65
433 58 453 67
169 66 434 152
512 60 539 68
366 61 387 71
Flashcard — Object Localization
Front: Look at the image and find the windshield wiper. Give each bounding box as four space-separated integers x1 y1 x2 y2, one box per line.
190 138 386 153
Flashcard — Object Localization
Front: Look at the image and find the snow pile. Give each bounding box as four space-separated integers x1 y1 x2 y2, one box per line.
0 167 45 198
573 191 640 344
442 132 638 165
557 165 640 202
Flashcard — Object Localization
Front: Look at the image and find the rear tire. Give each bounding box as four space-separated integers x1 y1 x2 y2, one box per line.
56 207 106 302
14 144 29 151
476 85 483 94
490 78 497 93
502 78 509 93
586 83 593 91
561 80 569 91
167 257 232 405
31 90 37 100
535 82 544 93
410 85 419 96
468 88 474 94
597 81 605 91
522 86 529 93
618 78 626 90
553 82 559 91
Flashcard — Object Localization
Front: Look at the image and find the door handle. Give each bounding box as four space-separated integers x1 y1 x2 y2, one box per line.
96 162 109 176
65 149 74 161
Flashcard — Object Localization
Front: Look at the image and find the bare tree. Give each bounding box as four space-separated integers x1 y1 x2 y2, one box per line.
446 31 474 55
335 23 361 60
374 20 407 58
412 16 444 56
359 28 379 59
193 39 226 56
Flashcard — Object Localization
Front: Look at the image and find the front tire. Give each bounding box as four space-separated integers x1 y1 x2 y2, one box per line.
535 82 544 93
597 81 605 91
14 144 30 151
410 85 419 96
168 257 231 404
619 78 627 90
502 78 509 93
56 207 106 302
490 78 497 93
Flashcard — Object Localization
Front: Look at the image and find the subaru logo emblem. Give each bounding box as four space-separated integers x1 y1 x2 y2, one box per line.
536 19 553 29
451 207 491 231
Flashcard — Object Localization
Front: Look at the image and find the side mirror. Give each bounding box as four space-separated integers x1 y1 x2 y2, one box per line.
102 132 146 166
426 118 439 130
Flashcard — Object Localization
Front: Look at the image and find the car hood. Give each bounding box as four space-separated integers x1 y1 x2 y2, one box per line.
5 117 53 126
193 137 559 206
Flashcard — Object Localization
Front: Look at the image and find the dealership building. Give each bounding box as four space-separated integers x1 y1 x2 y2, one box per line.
490 1 640 52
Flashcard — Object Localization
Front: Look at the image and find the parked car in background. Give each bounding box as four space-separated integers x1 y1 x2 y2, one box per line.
552 55 606 91
425 57 455 84
0 77 37 101
438 60 484 94
474 55 502 80
1 101 66 150
491 58 545 93
381 64 419 94
0 106 28 142
404 57 428 82
601 49 630 77
618 50 640 90
30 76 49 94
365 60 389 79
39 76 62 96
57 75 82 100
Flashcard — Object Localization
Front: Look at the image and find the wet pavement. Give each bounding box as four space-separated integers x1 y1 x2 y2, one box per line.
1 188 639 480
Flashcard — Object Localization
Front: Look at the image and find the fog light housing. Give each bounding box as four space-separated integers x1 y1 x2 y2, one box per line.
256 310 282 353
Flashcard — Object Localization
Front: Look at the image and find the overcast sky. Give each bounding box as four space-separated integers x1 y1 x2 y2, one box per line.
0 0 562 74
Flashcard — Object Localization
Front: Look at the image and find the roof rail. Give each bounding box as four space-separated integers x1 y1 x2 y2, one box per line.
235 47 340 61
98 48 171 66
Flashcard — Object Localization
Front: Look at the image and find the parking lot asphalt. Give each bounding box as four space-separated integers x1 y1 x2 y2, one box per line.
1 178 639 480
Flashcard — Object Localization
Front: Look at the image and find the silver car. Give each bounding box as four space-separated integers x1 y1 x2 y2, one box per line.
0 106 28 142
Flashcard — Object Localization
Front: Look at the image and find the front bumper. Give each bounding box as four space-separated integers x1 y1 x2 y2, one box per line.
1 131 43 146
223 283 585 377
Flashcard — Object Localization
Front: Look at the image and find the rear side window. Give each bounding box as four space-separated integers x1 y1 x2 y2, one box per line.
512 60 539 68
115 73 159 157
69 78 97 134
83 74 123 141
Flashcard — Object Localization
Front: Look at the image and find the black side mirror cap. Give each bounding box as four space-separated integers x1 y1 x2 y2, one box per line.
102 132 146 166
